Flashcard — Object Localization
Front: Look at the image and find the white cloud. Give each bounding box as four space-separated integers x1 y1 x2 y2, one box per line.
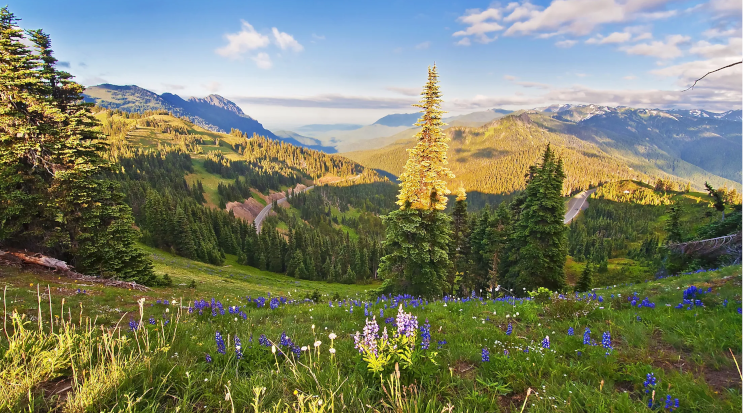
446 82 740 112
636 10 678 20
312 33 326 40
586 31 632 44
503 2 542 22
708 0 742 15
203 81 222 93
702 27 740 38
216 20 270 59
252 52 273 69
555 39 577 48
386 86 420 96
456 37 472 46
651 55 742 93
453 8 505 43
503 75 518 80
415 41 431 50
516 81 552 89
163 83 186 90
271 28 303 52
453 0 677 43
620 34 690 60
623 75 637 80
689 37 742 59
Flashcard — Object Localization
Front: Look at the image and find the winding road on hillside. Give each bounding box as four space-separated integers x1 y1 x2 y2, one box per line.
564 188 597 224
256 184 595 232
254 175 361 233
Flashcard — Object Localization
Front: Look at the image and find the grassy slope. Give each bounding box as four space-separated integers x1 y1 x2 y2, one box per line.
345 114 740 195
2 260 740 411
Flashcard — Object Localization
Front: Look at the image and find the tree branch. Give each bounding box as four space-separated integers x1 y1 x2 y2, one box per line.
683 61 742 92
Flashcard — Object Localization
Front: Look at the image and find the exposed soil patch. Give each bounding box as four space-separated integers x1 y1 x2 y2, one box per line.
226 198 264 222
452 359 477 380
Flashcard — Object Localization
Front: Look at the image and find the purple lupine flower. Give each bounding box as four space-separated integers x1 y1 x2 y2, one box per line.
216 332 226 354
437 340 447 349
149 317 156 325
270 298 280 310
258 334 270 347
128 319 139 331
395 305 418 338
280 332 291 347
420 319 431 350
481 347 490 362
205 353 212 363
567 327 574 336
506 323 513 336
643 373 657 393
235 336 243 360
583 327 591 345
541 336 550 349
602 331 612 355
380 308 384 318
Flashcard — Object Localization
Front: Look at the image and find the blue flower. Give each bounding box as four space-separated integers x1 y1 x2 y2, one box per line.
420 319 431 350
235 336 243 360
643 372 657 393
205 353 212 363
567 327 574 336
128 319 139 331
506 323 513 336
215 332 226 354
258 334 270 347
602 332 612 355
481 347 490 362
541 336 550 349
380 308 384 318
437 340 447 349
583 327 591 345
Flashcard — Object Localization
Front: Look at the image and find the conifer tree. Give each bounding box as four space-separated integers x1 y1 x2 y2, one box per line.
665 202 683 243
500 145 567 294
575 262 592 292
0 9 154 283
378 65 453 298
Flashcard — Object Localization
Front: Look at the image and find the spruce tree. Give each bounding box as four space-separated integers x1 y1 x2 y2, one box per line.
500 145 567 294
0 9 154 283
575 262 593 293
665 202 683 243
378 65 453 298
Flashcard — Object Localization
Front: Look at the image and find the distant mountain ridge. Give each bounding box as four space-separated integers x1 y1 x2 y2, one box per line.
346 105 742 195
83 84 336 152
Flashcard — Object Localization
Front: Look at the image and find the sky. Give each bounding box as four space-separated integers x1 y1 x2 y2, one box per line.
12 0 743 130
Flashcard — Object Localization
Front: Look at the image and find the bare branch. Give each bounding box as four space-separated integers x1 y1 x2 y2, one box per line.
683 61 742 92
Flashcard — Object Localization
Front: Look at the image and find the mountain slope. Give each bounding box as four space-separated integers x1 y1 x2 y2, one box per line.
346 109 741 196
532 106 742 184
84 84 285 146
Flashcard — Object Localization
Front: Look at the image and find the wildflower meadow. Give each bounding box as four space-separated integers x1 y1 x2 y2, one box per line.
0 264 741 412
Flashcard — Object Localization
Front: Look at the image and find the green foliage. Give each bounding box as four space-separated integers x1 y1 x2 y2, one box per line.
379 208 452 297
575 262 593 293
665 202 684 243
500 145 567 294
0 8 153 283
528 287 552 304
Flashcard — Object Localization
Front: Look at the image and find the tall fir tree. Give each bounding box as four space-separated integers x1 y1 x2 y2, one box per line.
500 145 567 294
575 262 593 293
378 65 453 298
450 188 471 294
0 9 154 283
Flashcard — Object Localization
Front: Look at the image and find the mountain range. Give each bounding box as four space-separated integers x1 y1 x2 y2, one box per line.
345 106 742 196
84 84 741 193
83 84 335 152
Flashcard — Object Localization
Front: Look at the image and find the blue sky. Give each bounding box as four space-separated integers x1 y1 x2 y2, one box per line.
12 0 742 129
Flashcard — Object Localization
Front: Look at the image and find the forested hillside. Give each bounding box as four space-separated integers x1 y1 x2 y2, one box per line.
90 108 394 276
347 108 742 197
